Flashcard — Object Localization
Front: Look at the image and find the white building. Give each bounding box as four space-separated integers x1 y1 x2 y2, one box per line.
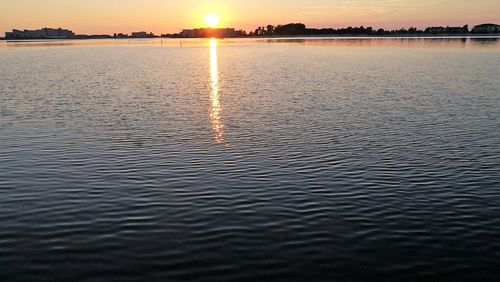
5 28 75 39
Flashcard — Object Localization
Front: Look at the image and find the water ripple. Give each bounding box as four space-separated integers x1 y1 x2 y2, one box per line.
1 38 500 281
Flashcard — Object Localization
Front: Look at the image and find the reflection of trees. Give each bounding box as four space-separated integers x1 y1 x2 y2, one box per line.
470 37 499 46
256 37 500 49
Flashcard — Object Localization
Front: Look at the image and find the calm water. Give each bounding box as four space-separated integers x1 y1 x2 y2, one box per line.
1 37 500 281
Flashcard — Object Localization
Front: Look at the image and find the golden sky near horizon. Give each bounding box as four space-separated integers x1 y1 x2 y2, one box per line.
1 0 499 34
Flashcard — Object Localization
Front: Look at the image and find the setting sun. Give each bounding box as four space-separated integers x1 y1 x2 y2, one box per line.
205 13 220 28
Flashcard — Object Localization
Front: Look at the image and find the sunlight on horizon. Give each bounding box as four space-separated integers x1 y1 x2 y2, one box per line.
205 13 221 28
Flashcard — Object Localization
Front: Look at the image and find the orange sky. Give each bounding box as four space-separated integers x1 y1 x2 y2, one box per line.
1 0 499 35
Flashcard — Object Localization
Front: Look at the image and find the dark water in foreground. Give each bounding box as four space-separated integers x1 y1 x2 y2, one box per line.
1 37 500 281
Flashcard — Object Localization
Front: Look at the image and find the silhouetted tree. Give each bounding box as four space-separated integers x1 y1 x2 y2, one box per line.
244 22 470 37
274 23 307 35
266 25 275 35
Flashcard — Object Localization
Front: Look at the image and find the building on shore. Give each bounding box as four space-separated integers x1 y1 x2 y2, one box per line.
131 31 148 38
130 32 156 38
180 28 239 38
113 33 129 38
5 28 75 39
471 24 500 34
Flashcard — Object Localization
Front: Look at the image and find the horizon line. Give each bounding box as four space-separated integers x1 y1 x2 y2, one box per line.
3 21 499 37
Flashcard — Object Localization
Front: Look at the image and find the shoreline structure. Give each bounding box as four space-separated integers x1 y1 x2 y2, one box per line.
2 23 499 40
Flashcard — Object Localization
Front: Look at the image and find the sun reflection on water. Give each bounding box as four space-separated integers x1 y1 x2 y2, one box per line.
209 38 224 143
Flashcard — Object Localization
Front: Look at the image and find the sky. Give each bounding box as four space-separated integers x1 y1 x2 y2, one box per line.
1 0 499 35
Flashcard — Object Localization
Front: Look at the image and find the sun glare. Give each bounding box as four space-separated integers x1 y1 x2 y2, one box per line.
205 13 220 28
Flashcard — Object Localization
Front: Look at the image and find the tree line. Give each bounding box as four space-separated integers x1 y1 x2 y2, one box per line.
247 23 471 36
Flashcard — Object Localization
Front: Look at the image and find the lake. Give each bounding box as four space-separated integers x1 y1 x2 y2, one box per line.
1 37 499 281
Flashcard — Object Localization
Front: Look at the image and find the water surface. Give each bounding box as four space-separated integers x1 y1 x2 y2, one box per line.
1 37 500 281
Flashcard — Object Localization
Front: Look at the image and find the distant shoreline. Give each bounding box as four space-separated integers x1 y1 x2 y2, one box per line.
4 23 499 40
2 34 500 41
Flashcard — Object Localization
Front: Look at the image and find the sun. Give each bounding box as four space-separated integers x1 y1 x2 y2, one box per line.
205 13 220 28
